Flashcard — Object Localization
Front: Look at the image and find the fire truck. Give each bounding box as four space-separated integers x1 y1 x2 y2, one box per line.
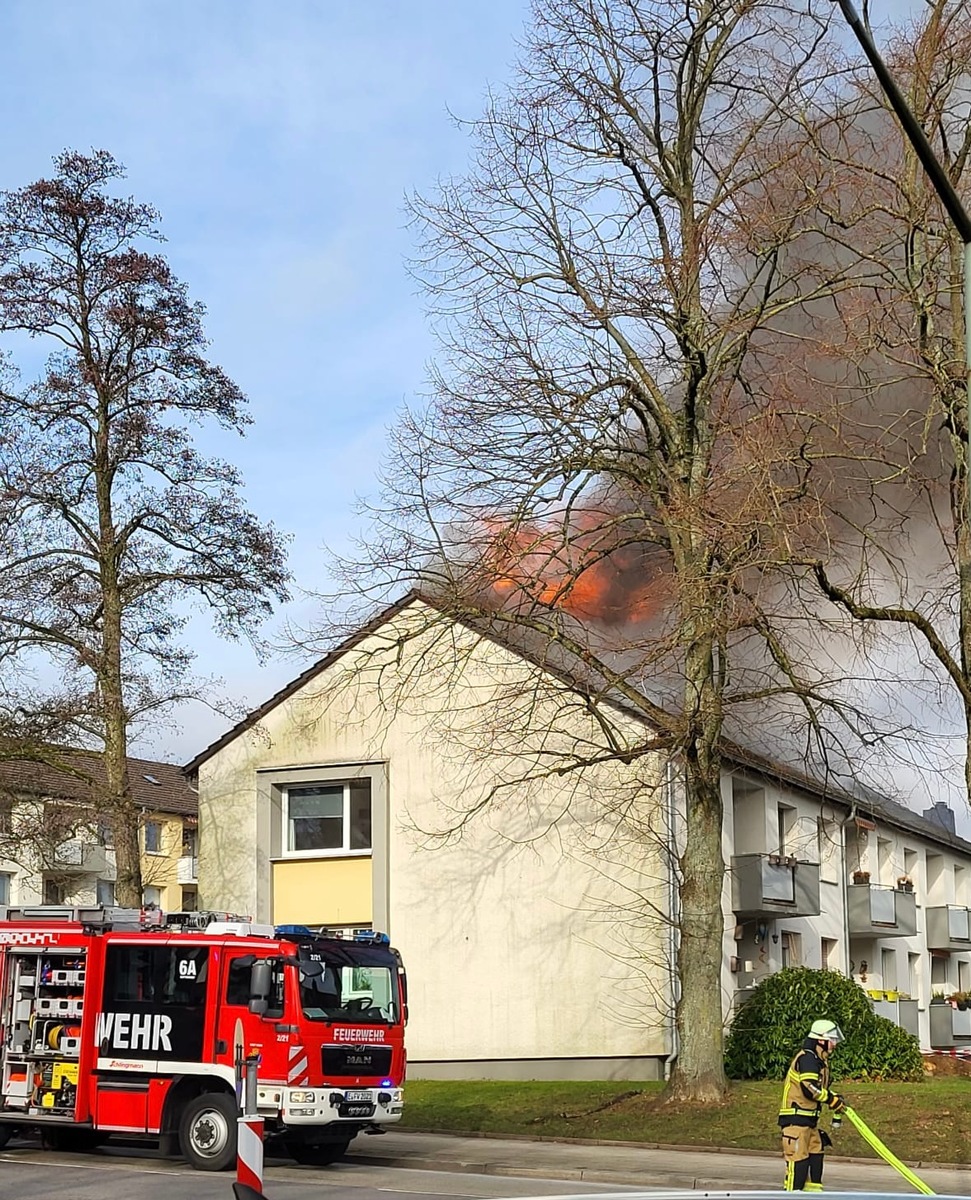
0 904 407 1170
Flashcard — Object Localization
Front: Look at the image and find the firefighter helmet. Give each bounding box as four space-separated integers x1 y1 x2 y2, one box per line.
809 1019 844 1043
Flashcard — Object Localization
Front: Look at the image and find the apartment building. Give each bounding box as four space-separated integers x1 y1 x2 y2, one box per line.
0 749 198 912
187 593 971 1076
723 763 971 1052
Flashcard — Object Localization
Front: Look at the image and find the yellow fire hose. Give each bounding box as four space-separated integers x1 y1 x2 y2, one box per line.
843 1106 935 1195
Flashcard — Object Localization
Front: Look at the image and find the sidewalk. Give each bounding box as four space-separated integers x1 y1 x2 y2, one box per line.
345 1129 971 1194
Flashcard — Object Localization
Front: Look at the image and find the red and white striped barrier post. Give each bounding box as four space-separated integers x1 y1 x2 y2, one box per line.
236 1047 265 1197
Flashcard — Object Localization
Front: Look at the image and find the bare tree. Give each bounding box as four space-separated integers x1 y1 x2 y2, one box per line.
324 0 866 1101
0 151 290 905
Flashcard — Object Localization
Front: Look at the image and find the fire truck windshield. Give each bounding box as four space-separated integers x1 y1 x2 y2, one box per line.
298 959 398 1023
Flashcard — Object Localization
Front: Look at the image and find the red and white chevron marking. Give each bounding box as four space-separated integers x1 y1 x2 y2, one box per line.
287 1043 309 1085
236 1113 264 1194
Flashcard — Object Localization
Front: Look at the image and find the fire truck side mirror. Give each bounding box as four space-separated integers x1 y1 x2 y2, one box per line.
248 961 272 1016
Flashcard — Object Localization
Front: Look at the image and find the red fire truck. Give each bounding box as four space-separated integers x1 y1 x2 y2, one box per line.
0 904 407 1169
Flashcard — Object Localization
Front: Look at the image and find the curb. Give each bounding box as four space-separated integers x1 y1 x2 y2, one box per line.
345 1151 751 1189
383 1129 971 1175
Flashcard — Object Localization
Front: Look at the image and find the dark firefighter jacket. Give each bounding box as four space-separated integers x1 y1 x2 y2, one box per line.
778 1039 835 1127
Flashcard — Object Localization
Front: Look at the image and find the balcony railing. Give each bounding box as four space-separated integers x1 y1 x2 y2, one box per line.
926 905 971 951
731 854 821 918
871 996 919 1038
930 1002 971 1048
53 840 109 875
176 855 198 884
846 883 917 938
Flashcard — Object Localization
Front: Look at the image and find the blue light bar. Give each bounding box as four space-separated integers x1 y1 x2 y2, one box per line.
354 931 390 945
275 924 313 937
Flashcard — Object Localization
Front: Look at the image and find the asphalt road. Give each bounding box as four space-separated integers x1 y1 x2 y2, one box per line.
0 1142 639 1200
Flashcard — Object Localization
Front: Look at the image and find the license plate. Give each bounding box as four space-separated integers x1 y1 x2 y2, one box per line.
344 1089 370 1101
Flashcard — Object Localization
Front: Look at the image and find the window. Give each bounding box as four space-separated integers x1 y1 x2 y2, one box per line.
43 877 64 905
781 931 801 968
816 818 840 880
821 937 838 970
96 879 114 906
96 818 114 848
181 886 198 912
298 958 397 1024
0 872 10 905
881 947 897 991
102 944 209 1060
143 821 163 855
143 886 161 908
181 825 197 857
284 780 371 857
909 953 920 1001
877 837 892 886
226 956 284 1017
777 805 795 855
103 946 209 1006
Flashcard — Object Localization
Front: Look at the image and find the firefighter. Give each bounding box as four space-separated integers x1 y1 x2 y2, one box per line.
778 1018 847 1191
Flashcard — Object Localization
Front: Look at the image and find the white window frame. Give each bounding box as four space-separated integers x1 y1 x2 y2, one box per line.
282 782 371 860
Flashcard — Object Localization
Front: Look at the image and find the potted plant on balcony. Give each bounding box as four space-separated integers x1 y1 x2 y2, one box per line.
931 990 947 1005
896 875 914 892
948 991 970 1011
853 870 871 885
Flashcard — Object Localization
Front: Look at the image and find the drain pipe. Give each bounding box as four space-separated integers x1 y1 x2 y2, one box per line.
839 800 857 975
664 759 681 1080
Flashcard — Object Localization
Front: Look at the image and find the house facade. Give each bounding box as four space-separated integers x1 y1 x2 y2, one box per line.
188 595 971 1077
0 750 198 913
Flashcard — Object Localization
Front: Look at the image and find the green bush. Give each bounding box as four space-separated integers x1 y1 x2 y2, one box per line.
725 967 924 1082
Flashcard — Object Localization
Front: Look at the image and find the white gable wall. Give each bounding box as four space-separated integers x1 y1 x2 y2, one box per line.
199 601 673 1077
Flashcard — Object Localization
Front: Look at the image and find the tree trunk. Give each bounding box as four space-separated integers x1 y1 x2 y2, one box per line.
664 596 730 1103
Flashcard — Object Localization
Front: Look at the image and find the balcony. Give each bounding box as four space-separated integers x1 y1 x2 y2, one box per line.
846 883 917 938
176 855 198 884
926 905 971 951
53 840 109 875
871 996 919 1038
930 1002 971 1048
731 854 820 918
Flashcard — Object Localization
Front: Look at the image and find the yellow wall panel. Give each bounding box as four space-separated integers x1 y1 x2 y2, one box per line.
272 856 372 926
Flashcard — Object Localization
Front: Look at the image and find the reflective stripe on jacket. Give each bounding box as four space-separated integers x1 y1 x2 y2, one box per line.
778 1039 832 1127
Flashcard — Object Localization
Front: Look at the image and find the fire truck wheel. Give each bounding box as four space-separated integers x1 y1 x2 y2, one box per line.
0 1123 13 1150
178 1091 238 1171
286 1137 352 1166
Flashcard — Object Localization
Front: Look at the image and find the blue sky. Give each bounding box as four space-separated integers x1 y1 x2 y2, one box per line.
2 0 931 773
1 0 530 763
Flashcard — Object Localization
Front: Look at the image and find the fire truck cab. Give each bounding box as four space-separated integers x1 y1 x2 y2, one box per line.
0 905 407 1170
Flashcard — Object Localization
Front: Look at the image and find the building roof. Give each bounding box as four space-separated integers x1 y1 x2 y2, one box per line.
182 590 969 856
0 747 197 818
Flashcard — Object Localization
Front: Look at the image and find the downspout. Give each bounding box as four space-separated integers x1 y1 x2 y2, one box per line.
664 759 681 1080
839 799 857 976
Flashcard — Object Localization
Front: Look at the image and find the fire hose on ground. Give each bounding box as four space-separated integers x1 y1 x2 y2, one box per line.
842 1106 934 1195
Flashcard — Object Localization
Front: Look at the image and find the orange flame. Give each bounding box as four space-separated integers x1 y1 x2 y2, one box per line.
480 515 667 627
